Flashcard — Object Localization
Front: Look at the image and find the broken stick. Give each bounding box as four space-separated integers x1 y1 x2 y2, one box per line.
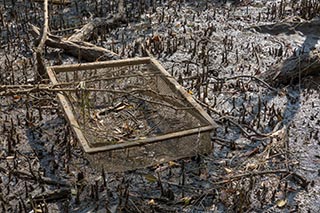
30 24 120 62
34 0 49 79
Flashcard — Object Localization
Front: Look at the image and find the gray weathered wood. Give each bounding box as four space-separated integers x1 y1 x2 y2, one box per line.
260 50 320 85
50 57 150 73
150 58 217 127
34 0 49 79
30 24 120 62
47 67 92 153
68 15 125 42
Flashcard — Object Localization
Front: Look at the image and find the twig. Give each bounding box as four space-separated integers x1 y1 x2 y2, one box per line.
32 188 71 202
195 99 221 116
196 100 282 139
215 75 277 92
210 169 309 188
211 136 235 147
0 85 193 111
0 165 70 187
0 72 162 90
129 199 142 213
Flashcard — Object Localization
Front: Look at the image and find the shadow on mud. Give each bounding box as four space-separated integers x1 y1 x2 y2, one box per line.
26 113 72 211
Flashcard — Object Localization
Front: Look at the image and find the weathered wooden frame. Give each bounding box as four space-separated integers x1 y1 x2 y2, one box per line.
47 57 216 154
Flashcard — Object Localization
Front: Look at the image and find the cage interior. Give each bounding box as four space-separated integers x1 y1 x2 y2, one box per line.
54 62 211 148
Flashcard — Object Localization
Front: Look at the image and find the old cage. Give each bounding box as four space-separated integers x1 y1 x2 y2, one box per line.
47 57 216 171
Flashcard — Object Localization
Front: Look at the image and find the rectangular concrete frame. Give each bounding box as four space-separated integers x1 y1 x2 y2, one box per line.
47 57 217 171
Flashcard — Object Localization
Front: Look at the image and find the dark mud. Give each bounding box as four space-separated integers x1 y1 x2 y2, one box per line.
0 0 319 212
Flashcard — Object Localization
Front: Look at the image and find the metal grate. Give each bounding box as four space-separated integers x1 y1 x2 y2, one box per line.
47 57 216 171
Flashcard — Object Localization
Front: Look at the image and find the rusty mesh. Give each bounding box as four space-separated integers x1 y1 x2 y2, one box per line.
52 61 214 171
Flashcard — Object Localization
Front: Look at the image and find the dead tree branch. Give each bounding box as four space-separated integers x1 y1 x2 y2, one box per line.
30 24 120 61
34 0 49 79
68 15 125 42
211 169 309 188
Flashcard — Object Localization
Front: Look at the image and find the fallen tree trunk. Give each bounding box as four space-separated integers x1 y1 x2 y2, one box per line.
68 15 125 42
30 24 120 61
251 19 320 85
260 50 320 85
250 19 320 36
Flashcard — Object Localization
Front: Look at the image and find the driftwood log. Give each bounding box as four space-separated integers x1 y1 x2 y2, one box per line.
252 19 320 85
260 50 320 85
67 15 125 42
251 19 320 36
30 25 120 61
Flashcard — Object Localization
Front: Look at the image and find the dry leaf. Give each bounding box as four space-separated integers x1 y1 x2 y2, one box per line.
224 167 233 174
168 161 180 167
35 208 43 213
13 95 21 101
246 163 258 170
144 174 157 183
276 199 287 208
71 189 77 195
148 199 156 205
152 35 161 42
181 196 192 205
200 168 209 180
